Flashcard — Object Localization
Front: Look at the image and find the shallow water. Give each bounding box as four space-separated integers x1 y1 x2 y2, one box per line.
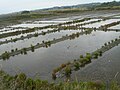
71 44 120 84
1 13 120 83
0 30 120 82
109 24 120 29
68 19 101 26
0 30 81 54
0 28 53 41
83 19 120 28
11 23 52 28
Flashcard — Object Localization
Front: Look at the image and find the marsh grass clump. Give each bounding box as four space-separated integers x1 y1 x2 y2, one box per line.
104 43 107 46
42 40 45 43
108 41 111 44
80 55 83 58
1 51 10 60
53 67 61 74
111 40 114 43
15 48 18 51
30 44 35 52
23 48 27 55
115 38 118 41
34 33 38 37
86 53 92 61
44 41 51 47
93 52 99 59
98 51 103 56
13 38 17 42
5 39 7 42
42 31 46 35
61 64 67 69
79 58 85 67
64 65 72 77
83 57 90 64
74 62 80 70
52 72 56 80
20 50 23 54
79 54 92 67
11 49 14 52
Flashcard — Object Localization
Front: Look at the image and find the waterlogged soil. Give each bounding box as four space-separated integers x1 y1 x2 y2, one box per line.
0 30 120 82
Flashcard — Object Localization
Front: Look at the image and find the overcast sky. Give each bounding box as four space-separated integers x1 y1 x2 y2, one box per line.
0 0 119 14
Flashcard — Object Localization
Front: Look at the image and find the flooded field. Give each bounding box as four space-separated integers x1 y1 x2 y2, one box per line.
0 13 120 83
71 44 120 84
83 19 120 28
109 24 120 29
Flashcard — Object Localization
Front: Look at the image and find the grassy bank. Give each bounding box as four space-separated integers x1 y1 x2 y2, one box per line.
0 70 120 90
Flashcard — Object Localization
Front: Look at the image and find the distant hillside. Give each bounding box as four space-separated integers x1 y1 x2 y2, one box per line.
95 1 120 10
0 1 120 27
98 1 120 7
1 1 120 16
41 3 101 10
35 1 120 11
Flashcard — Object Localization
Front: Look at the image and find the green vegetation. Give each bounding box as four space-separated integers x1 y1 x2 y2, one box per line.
74 61 80 70
31 44 35 52
23 48 27 55
0 71 120 90
1 51 10 60
64 65 72 77
34 33 38 37
95 1 120 10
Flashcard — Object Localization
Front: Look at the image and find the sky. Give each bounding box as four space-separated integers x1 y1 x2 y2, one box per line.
0 0 119 14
